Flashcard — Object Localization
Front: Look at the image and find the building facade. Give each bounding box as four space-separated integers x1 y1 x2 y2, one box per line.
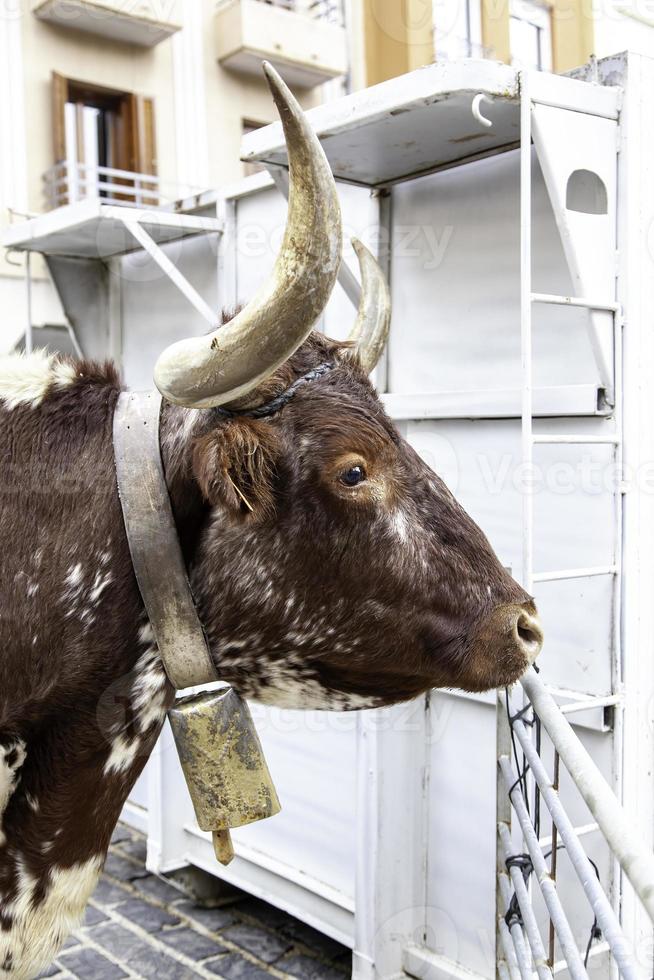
1 0 653 355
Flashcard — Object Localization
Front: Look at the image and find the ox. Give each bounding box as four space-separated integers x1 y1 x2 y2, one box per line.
0 65 542 978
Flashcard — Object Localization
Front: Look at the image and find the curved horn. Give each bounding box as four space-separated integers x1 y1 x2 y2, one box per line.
154 62 342 409
346 238 392 374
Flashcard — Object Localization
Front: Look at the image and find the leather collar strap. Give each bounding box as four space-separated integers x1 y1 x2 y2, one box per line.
213 362 334 420
113 391 218 690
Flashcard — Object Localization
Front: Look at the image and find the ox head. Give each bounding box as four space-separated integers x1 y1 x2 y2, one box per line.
155 64 543 710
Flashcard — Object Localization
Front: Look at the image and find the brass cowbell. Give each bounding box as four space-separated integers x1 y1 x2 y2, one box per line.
168 688 280 866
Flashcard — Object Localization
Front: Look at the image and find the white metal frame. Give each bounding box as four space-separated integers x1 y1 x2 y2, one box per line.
235 57 652 980
497 668 654 980
4 201 222 364
492 62 653 980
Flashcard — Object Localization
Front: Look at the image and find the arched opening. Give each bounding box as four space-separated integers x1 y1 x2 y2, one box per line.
566 169 608 215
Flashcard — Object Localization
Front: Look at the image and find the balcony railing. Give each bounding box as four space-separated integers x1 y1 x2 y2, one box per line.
44 162 164 210
215 0 347 89
260 0 344 25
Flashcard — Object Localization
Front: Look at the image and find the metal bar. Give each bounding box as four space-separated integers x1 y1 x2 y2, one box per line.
532 434 619 445
532 565 617 582
497 692 514 980
539 822 599 847
24 250 32 354
548 752 560 967
499 873 534 980
120 218 217 327
102 206 222 234
94 165 160 184
498 913 523 980
45 169 160 189
373 187 392 394
531 292 621 313
80 180 161 199
65 323 84 359
499 961 512 980
521 668 654 925
559 695 622 716
609 306 625 972
47 161 161 185
498 823 553 980
498 916 532 980
552 943 610 975
499 756 589 980
515 669 654 939
520 70 533 594
511 718 639 978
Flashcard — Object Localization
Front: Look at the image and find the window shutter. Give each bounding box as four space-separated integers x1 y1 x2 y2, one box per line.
52 71 69 163
126 95 157 204
141 97 157 177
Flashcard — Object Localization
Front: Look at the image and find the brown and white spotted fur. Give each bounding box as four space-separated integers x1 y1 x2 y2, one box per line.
0 340 540 977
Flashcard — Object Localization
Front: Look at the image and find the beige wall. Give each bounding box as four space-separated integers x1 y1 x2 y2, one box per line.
200 2 323 188
13 2 325 214
1 1 323 288
481 0 510 63
480 0 594 71
20 14 178 215
551 0 594 73
361 0 434 86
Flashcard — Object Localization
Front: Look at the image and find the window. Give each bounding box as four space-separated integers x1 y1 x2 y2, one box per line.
509 0 552 70
433 0 485 61
50 73 157 208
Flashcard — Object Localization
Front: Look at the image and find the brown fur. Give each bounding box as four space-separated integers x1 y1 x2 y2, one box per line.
0 335 536 972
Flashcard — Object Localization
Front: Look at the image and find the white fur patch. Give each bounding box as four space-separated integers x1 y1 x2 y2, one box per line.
0 351 77 410
254 672 380 711
389 508 410 545
88 570 112 606
251 658 381 711
0 855 102 977
103 735 139 776
0 741 26 848
132 657 168 734
63 563 83 597
102 625 168 775
61 564 113 634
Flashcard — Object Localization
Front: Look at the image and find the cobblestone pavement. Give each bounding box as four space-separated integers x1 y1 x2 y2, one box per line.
39 824 351 980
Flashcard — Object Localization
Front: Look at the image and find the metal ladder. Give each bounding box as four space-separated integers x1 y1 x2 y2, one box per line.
496 69 628 980
518 68 624 721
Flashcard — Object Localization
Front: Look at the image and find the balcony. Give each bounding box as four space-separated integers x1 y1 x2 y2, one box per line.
44 161 167 210
215 0 348 89
32 0 182 48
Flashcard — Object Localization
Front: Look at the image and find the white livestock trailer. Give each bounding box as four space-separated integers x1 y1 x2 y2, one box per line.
5 50 654 980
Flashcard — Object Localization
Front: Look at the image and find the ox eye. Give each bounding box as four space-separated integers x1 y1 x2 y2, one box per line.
340 465 366 487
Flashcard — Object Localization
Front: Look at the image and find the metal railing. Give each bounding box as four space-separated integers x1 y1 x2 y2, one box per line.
43 161 163 210
255 0 344 24
498 670 654 980
496 70 653 980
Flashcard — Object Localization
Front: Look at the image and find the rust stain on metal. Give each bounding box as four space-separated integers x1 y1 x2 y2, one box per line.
449 132 492 145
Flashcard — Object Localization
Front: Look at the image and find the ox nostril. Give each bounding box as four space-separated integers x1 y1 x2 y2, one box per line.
515 609 544 663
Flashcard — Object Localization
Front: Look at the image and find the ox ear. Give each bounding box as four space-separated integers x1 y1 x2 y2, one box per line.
192 420 281 521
